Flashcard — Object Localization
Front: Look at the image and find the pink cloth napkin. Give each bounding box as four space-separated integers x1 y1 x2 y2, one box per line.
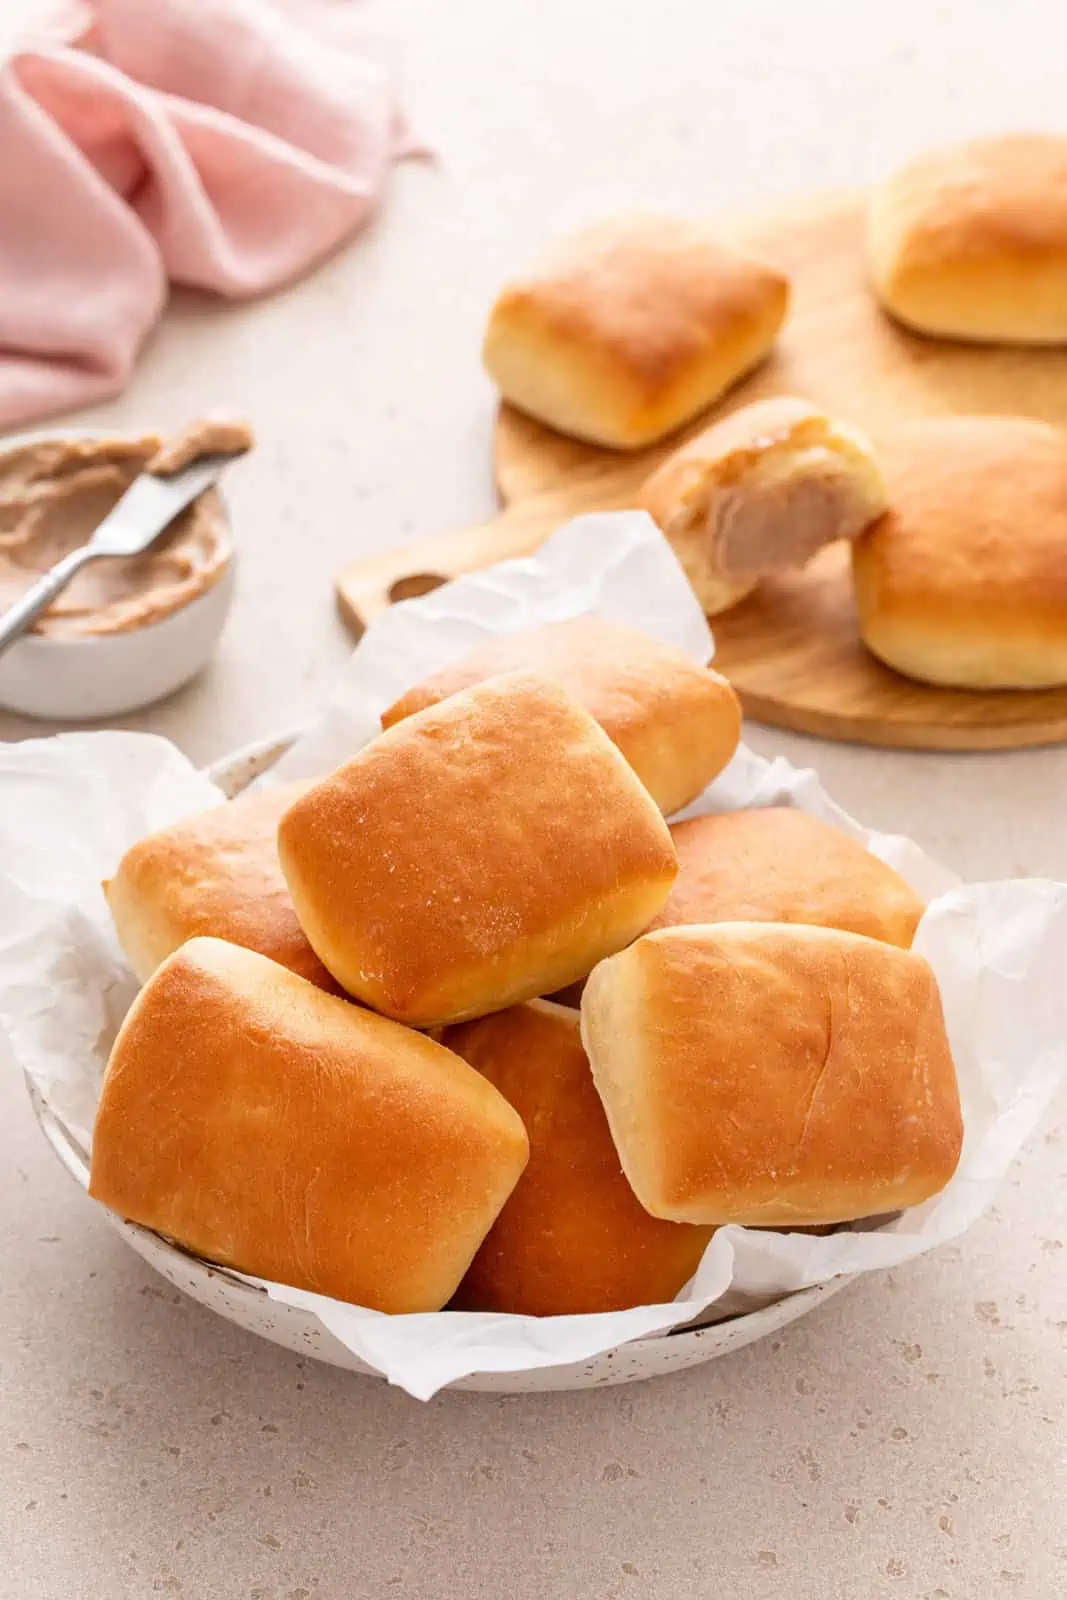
0 0 416 429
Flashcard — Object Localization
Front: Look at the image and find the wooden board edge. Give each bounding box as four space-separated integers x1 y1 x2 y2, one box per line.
733 688 1067 752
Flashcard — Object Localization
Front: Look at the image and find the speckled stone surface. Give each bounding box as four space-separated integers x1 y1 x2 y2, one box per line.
3 1 1067 1594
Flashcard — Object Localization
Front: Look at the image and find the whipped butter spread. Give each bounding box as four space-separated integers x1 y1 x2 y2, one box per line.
0 420 252 639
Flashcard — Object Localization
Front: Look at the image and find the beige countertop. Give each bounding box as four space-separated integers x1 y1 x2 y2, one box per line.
3 1 1067 1595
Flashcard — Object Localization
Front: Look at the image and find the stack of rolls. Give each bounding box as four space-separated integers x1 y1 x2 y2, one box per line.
94 622 963 1318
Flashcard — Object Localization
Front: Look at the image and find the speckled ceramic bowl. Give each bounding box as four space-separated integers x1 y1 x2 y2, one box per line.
27 729 854 1393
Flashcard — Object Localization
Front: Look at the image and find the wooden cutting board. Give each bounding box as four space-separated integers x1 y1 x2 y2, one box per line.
336 191 1067 750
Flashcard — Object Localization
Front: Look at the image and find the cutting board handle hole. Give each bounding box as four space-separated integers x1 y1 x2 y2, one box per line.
388 572 448 604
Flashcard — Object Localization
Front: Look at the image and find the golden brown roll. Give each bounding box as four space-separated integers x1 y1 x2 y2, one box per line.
445 1001 713 1316
640 397 886 613
278 674 678 1028
648 808 924 948
556 805 923 1008
581 923 963 1227
852 416 1067 687
104 781 340 993
483 214 790 449
868 133 1067 343
381 616 741 815
89 939 530 1312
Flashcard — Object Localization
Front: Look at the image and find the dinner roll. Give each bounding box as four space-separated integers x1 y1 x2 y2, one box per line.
89 939 529 1312
445 1001 713 1316
581 923 963 1227
852 416 1067 688
868 133 1067 342
104 781 340 992
278 674 678 1028
381 616 741 815
483 214 789 449
640 397 886 611
556 805 922 1008
648 808 924 948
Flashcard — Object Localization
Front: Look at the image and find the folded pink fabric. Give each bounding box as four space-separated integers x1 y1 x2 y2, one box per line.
0 0 415 429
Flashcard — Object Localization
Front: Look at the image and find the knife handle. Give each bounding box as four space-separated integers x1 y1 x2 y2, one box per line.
0 549 90 660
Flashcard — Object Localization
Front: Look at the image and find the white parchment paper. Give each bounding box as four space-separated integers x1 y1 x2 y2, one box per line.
3 512 1067 1401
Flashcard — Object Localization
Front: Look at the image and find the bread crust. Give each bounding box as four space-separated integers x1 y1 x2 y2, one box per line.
382 616 741 815
104 781 341 992
853 416 1067 687
90 938 530 1312
647 808 924 949
279 673 678 1027
868 134 1067 342
581 922 963 1227
484 214 789 449
446 1001 713 1315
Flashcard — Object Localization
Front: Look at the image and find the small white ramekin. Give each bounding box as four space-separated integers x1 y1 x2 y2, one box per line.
0 429 237 722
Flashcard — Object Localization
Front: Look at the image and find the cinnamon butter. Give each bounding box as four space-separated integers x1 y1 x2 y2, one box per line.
0 421 252 639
